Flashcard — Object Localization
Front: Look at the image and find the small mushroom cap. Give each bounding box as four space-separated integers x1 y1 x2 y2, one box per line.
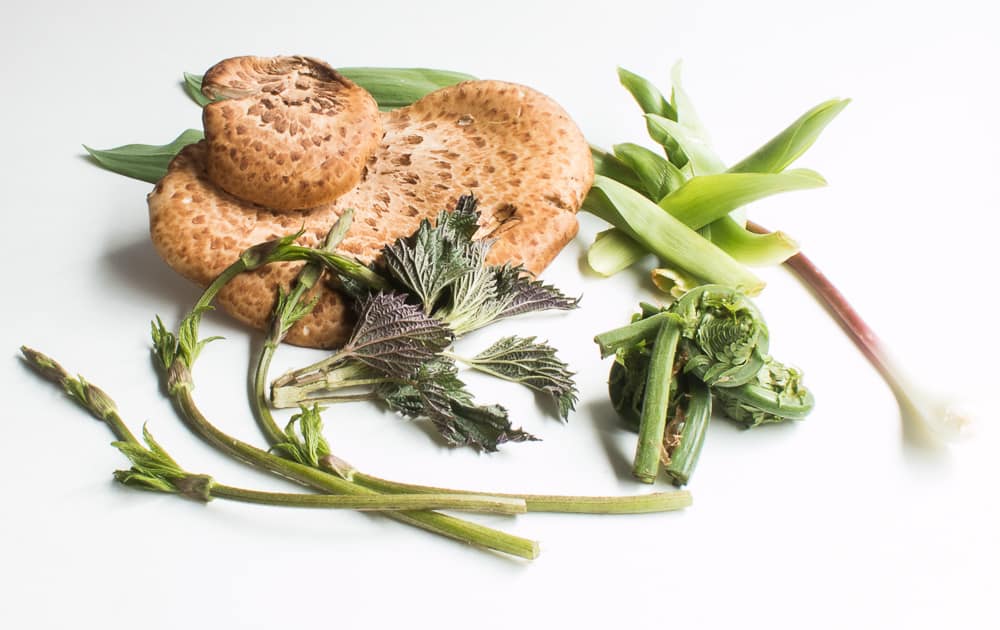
201 56 381 211
149 79 593 348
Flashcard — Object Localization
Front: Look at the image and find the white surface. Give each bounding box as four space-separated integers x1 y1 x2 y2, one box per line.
3 1 998 628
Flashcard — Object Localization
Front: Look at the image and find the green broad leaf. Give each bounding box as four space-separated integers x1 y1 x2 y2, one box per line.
465 336 578 420
339 67 476 110
617 67 678 120
84 129 204 184
669 62 713 151
183 72 213 107
613 142 687 200
729 98 850 174
659 169 826 230
586 176 764 295
445 401 537 452
378 358 536 451
646 114 725 176
586 228 647 277
591 145 644 191
437 243 510 336
344 292 454 379
708 215 800 266
184 67 474 111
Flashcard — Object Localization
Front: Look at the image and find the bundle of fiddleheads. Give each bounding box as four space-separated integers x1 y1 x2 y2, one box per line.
595 285 814 486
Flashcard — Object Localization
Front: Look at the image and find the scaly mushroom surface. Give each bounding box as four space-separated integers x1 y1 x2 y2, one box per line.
149 57 593 348
202 56 382 211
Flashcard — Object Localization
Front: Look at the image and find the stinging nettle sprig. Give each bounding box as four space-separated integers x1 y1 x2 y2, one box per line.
271 195 580 451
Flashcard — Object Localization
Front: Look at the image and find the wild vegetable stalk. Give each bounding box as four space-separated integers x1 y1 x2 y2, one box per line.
20 347 526 514
597 286 813 485
253 210 691 513
152 314 540 559
747 221 973 441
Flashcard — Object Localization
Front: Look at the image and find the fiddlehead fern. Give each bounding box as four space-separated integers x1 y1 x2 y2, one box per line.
598 284 814 485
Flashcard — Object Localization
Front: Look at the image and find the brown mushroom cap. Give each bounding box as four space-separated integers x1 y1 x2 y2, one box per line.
149 78 593 348
201 56 381 211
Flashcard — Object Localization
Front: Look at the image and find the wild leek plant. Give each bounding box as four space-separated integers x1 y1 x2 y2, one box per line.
586 63 848 294
595 286 814 485
746 222 974 442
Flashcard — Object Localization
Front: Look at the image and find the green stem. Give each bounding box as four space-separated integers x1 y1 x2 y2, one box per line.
168 369 538 559
593 312 677 358
270 373 389 409
344 469 692 514
210 484 527 514
663 378 711 487
270 349 353 389
253 211 354 446
633 320 681 484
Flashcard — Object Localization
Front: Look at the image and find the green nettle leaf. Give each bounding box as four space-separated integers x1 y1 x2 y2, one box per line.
382 218 473 312
438 243 509 335
465 336 578 420
84 129 204 183
378 359 536 452
343 292 454 379
492 265 580 321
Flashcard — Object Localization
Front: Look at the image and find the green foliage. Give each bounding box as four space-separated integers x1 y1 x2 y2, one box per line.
112 424 214 502
597 286 814 484
271 405 332 467
463 336 578 420
343 292 454 379
83 129 204 183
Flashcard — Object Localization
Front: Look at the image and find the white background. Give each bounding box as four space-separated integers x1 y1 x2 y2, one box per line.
2 1 997 628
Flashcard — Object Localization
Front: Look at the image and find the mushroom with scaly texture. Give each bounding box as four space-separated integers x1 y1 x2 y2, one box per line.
148 55 593 348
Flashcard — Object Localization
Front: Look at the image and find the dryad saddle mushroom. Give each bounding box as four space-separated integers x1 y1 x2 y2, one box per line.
148 55 593 348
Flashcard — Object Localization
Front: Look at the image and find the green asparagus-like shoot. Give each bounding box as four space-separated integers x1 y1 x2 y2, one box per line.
633 319 682 483
662 378 712 486
20 347 526 515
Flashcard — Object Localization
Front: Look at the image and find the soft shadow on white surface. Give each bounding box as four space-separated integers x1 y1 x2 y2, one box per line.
101 237 200 320
583 397 635 483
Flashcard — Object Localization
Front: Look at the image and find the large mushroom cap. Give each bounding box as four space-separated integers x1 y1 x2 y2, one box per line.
201 55 381 211
150 68 593 349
